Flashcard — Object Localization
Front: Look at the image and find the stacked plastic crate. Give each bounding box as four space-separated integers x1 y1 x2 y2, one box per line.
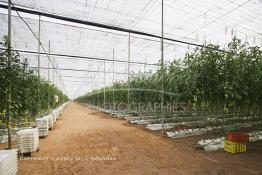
51 110 58 123
58 108 62 119
17 128 39 154
0 149 18 175
56 108 61 119
224 132 249 154
43 115 53 130
36 117 49 137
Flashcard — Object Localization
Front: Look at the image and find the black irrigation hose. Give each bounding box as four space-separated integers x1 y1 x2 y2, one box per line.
0 3 227 53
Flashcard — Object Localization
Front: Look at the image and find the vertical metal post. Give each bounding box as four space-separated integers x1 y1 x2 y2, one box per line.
85 79 87 112
127 33 130 115
103 60 106 108
36 15 41 117
6 0 12 149
93 72 96 108
38 15 41 78
161 0 165 135
144 58 146 72
56 63 59 105
53 58 55 85
56 63 58 87
112 50 115 113
48 41 50 112
98 66 100 106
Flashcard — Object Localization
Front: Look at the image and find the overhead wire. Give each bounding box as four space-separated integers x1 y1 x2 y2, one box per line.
0 2 228 53
29 66 129 75
0 47 160 66
8 1 68 93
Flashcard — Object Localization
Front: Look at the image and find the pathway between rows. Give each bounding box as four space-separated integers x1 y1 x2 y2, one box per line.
19 102 260 175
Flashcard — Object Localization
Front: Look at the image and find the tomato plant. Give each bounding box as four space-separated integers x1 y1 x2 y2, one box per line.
77 38 262 119
0 36 68 126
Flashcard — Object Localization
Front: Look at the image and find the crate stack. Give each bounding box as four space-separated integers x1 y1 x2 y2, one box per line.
56 109 61 119
224 132 249 154
17 128 39 154
36 117 49 137
51 110 58 123
0 149 18 175
58 108 62 118
43 115 53 129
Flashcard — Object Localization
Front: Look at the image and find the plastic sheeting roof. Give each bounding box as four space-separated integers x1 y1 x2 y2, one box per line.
0 0 261 99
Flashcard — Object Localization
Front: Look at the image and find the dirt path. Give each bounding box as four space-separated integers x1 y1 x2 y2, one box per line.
19 102 262 175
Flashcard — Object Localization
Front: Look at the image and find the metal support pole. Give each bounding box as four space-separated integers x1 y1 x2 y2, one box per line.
38 15 41 78
85 80 87 112
48 41 50 112
98 66 100 106
36 15 41 117
144 58 146 72
94 72 96 108
53 58 55 85
161 0 165 135
112 50 115 113
103 60 106 108
6 0 12 149
127 33 130 115
56 63 58 87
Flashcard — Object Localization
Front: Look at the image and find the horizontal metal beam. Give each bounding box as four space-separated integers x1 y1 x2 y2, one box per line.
0 47 158 66
58 75 93 79
29 66 128 75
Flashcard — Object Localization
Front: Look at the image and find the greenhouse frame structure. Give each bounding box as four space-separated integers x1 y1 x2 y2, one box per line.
1 0 262 148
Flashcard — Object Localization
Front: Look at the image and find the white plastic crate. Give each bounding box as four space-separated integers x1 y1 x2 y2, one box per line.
16 128 39 154
0 149 18 175
51 110 58 123
56 109 61 119
43 115 54 129
36 118 49 137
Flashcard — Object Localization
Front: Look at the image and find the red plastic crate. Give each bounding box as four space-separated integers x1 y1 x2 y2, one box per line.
227 132 249 143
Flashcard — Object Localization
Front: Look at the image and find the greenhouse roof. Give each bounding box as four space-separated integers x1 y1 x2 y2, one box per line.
0 0 262 99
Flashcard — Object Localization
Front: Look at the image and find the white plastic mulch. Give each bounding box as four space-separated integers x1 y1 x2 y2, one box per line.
146 123 177 130
197 137 225 151
166 128 210 139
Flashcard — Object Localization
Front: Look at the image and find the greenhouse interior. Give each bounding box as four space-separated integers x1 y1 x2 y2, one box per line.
0 0 262 174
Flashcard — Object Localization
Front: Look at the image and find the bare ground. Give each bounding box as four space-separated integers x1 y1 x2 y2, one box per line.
13 102 262 174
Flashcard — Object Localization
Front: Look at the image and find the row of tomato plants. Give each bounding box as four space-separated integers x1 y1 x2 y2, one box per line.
77 38 262 116
0 36 68 126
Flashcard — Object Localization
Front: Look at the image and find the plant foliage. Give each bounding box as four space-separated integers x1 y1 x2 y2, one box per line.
77 38 262 116
0 36 68 126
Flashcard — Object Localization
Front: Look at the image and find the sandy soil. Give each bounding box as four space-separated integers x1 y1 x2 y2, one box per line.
15 102 262 175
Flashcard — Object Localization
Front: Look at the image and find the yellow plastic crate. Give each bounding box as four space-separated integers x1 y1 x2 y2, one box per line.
224 140 247 154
